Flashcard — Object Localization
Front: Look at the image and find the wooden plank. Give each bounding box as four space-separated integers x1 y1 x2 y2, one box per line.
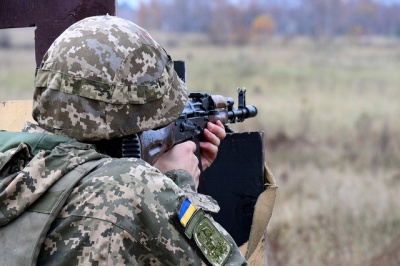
0 0 116 67
0 0 116 127
33 0 116 67
0 100 34 132
0 0 35 29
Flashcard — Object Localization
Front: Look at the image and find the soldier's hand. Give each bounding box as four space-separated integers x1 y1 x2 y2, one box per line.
199 120 226 171
153 141 201 184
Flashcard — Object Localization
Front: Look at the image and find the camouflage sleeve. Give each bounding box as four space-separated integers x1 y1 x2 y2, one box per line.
37 158 248 265
0 142 32 178
164 169 197 192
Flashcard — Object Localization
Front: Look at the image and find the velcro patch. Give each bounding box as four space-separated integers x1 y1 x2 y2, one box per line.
193 217 232 266
178 198 232 265
185 191 220 213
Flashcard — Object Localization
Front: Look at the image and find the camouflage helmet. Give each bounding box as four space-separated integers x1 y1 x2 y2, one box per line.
33 15 188 142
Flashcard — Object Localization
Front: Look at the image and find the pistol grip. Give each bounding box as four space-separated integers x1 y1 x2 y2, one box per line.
192 135 203 173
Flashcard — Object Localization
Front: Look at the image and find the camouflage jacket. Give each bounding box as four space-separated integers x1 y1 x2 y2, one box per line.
0 129 248 265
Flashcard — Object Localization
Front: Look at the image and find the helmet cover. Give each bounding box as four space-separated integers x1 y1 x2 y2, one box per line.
33 15 188 141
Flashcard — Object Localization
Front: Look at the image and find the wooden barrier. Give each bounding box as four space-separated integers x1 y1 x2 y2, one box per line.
0 100 34 131
0 0 116 67
0 0 115 129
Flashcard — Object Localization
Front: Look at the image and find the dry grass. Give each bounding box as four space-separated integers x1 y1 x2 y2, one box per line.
162 34 400 265
1 29 400 265
0 28 36 100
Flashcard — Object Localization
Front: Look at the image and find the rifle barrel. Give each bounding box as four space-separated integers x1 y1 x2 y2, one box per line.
228 105 257 123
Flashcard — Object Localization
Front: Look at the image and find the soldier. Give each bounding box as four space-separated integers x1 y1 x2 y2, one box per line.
0 15 249 265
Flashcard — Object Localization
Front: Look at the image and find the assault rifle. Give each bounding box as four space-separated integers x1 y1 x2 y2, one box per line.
121 88 257 169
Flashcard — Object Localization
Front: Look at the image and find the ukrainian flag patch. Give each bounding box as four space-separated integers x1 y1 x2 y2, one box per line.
178 198 197 227
178 198 232 264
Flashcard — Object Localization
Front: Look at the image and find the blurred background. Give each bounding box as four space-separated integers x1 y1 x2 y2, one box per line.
1 0 400 265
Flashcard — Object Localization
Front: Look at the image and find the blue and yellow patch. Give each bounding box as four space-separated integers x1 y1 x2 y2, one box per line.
178 198 197 227
178 198 232 265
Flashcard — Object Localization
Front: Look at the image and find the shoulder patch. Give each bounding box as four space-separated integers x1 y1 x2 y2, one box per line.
178 198 232 265
194 216 232 266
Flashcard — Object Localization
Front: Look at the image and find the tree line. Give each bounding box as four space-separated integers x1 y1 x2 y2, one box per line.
118 0 400 44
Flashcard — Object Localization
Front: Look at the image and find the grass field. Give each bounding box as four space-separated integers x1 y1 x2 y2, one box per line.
1 28 400 265
162 35 400 265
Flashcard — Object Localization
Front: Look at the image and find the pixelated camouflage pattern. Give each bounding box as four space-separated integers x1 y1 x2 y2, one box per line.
0 132 248 265
166 169 221 213
0 143 31 179
34 145 247 265
33 15 188 141
0 141 105 226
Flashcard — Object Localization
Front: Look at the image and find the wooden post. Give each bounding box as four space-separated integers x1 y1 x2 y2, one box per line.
0 101 34 131
0 0 116 67
0 0 116 129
